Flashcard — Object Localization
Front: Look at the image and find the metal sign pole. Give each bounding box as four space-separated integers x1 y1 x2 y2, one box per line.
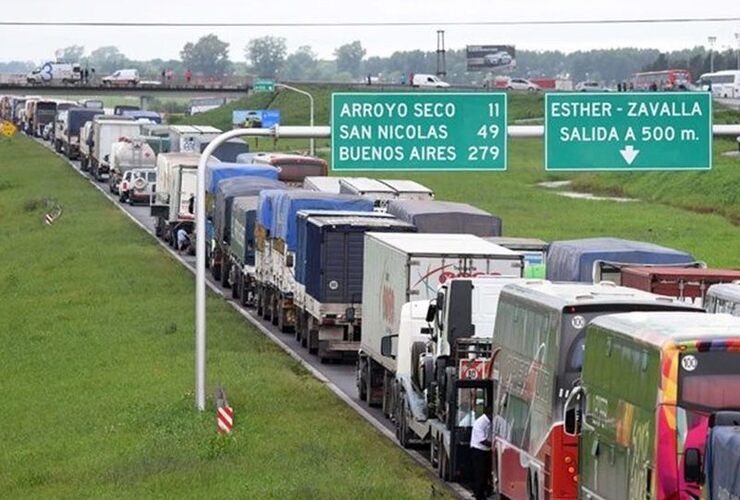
275 83 315 156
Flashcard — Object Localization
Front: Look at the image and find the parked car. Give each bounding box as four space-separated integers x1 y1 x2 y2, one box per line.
410 73 450 88
126 168 157 205
102 69 140 86
575 81 611 92
484 51 513 67
507 78 541 91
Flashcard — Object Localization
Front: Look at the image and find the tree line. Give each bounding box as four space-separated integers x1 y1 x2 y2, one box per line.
3 34 738 84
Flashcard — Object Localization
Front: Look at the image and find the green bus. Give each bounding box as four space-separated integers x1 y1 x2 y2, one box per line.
565 312 740 499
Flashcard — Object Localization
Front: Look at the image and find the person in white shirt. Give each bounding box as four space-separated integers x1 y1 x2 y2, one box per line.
470 405 493 500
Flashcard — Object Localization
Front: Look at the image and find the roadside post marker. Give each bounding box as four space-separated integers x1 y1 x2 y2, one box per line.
43 203 63 225
215 386 233 434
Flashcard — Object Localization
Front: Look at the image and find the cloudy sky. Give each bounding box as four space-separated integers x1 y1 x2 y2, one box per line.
2 0 739 62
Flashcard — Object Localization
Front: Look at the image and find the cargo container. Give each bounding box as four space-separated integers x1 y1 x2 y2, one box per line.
89 117 142 181
620 266 740 304
546 237 702 284
704 414 740 500
484 237 549 278
339 177 398 207
303 176 343 193
379 179 435 200
357 233 523 418
252 153 328 184
386 200 502 236
168 125 222 153
229 196 261 306
33 100 57 137
255 191 374 333
295 213 415 361
57 107 104 158
212 176 284 286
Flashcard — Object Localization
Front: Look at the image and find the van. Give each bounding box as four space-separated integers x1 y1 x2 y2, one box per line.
102 69 140 86
26 62 82 85
410 73 450 88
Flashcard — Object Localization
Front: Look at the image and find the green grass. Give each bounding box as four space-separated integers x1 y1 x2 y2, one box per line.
0 136 446 499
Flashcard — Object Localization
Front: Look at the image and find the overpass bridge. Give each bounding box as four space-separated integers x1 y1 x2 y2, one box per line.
0 82 250 99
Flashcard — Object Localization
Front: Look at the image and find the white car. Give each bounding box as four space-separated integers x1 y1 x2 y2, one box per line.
484 51 513 67
102 69 140 86
410 73 450 88
575 81 611 92
507 78 540 92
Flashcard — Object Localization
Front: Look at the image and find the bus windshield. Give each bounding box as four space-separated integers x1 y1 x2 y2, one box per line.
680 351 740 411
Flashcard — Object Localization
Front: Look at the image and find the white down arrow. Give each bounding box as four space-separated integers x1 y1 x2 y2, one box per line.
619 145 640 165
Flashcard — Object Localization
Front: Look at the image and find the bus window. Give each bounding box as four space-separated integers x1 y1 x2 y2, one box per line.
680 352 740 411
567 333 586 372
502 394 530 449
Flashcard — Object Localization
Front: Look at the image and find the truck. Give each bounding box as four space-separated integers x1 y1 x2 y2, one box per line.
379 179 435 200
294 213 415 361
386 200 502 236
107 138 157 197
229 195 269 306
251 153 329 184
704 413 740 500
303 176 343 193
356 234 524 419
484 236 549 279
57 107 104 158
168 125 222 153
546 237 702 284
338 177 398 208
619 266 740 305
564 312 740 500
209 171 282 285
378 276 526 482
254 191 374 334
26 62 82 85
151 153 202 245
89 117 142 181
32 100 57 137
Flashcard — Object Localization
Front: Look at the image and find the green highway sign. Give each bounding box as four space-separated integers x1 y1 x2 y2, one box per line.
331 92 507 171
545 92 712 171
254 79 275 92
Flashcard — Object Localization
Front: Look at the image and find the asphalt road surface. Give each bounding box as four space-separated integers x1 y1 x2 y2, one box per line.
36 137 472 499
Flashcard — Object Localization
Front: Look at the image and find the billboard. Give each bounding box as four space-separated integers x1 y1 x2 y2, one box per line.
466 45 516 72
232 109 281 129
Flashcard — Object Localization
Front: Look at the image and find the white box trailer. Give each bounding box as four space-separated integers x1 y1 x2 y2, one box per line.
339 177 398 208
168 125 222 153
89 118 141 181
151 153 202 245
357 233 524 406
380 179 434 200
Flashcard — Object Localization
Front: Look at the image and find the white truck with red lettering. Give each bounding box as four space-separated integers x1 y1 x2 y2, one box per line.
356 233 523 413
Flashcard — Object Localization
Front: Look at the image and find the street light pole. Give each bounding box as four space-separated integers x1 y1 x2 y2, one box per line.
735 32 740 70
194 125 330 411
708 36 717 73
275 83 315 156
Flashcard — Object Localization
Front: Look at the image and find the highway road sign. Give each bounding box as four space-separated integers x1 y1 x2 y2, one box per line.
254 79 275 92
331 92 507 171
545 92 712 171
1 120 17 137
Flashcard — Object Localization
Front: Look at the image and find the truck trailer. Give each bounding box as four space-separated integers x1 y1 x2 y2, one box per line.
89 117 142 181
386 200 502 236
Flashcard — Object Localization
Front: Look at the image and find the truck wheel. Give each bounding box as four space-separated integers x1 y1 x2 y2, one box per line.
271 295 279 326
397 396 411 448
308 329 318 354
366 361 379 407
221 260 230 288
410 341 426 390
210 261 221 282
256 289 264 317
438 444 450 481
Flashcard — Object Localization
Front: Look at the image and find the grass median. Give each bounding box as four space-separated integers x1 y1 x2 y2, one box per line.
0 135 445 499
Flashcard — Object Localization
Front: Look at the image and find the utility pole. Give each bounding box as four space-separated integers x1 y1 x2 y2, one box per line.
708 36 717 73
735 32 740 70
436 30 447 79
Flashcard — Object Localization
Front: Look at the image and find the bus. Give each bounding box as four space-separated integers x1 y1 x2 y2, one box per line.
699 70 740 98
565 312 740 499
705 282 740 316
490 281 701 500
630 69 692 91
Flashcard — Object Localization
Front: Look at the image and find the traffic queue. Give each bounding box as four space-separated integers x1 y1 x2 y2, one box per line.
6 93 740 499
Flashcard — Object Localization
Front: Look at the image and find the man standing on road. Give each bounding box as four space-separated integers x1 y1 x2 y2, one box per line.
470 405 492 500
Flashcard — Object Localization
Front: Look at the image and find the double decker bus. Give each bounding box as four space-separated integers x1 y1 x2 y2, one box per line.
565 312 740 499
630 69 692 91
490 281 701 500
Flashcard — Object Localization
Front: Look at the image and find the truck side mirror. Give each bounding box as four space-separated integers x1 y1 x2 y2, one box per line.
380 335 398 359
684 448 702 483
425 301 437 323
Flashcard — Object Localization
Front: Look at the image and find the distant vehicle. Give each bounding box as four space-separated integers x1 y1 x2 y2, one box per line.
82 99 104 109
484 51 513 67
507 78 541 92
32 100 58 137
114 105 140 116
410 73 451 88
699 70 740 98
89 117 143 181
42 122 54 141
108 137 157 195
188 97 228 115
57 107 104 158
705 282 740 316
101 69 140 86
120 110 162 124
79 121 94 171
575 81 611 92
26 62 82 85
126 168 157 205
631 69 692 91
